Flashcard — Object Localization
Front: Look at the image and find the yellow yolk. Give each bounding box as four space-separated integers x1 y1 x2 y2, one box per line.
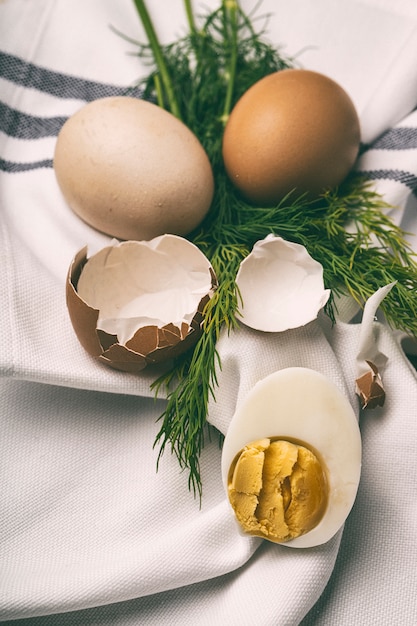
228 438 328 542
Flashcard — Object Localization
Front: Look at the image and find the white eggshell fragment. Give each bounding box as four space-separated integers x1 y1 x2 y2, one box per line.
221 367 362 548
235 235 330 332
66 234 217 372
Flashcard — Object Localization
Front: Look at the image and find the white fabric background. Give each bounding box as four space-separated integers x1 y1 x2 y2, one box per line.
1 1 417 624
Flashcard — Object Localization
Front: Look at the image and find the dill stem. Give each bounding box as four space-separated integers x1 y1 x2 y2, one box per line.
132 0 182 119
153 73 164 109
184 0 197 35
221 0 239 123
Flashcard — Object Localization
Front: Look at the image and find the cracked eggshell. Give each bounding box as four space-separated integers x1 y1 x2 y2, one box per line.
235 235 330 332
221 367 362 548
54 96 214 241
66 235 217 372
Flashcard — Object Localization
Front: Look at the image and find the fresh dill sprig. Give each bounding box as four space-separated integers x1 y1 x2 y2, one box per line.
131 0 417 498
133 0 293 163
153 253 243 499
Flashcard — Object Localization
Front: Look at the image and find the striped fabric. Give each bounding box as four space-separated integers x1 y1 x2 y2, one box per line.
0 51 143 173
1 49 417 214
2 4 417 625
357 108 417 199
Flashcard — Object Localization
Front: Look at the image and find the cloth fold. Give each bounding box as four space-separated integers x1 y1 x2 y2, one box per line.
2 1 417 624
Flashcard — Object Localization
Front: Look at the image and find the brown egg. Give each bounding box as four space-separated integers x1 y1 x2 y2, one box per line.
54 97 214 240
222 69 361 205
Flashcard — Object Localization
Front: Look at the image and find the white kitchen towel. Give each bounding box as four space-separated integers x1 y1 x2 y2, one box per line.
1 1 417 625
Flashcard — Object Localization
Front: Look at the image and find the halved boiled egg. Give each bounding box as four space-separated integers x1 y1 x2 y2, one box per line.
221 367 361 548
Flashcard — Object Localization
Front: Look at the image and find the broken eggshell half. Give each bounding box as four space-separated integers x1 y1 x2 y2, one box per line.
66 234 217 373
235 235 331 332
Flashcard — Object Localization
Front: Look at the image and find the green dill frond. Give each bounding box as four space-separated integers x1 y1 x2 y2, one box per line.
133 0 293 162
131 0 417 498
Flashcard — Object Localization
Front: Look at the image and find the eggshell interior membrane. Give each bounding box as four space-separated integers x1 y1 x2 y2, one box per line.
66 235 217 372
235 235 330 332
221 367 362 548
54 96 214 241
222 69 361 205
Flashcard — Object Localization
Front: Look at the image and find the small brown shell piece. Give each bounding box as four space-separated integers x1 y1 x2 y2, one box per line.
355 360 385 410
66 236 217 373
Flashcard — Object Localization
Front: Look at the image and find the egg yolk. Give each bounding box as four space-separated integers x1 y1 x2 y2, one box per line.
227 438 328 543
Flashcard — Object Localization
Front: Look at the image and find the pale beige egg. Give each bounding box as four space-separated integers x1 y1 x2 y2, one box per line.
54 96 214 240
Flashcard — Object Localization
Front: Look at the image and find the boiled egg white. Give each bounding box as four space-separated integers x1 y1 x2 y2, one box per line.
221 367 361 548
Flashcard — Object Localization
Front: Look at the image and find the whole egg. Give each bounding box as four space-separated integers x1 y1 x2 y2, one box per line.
54 97 214 241
222 69 361 205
